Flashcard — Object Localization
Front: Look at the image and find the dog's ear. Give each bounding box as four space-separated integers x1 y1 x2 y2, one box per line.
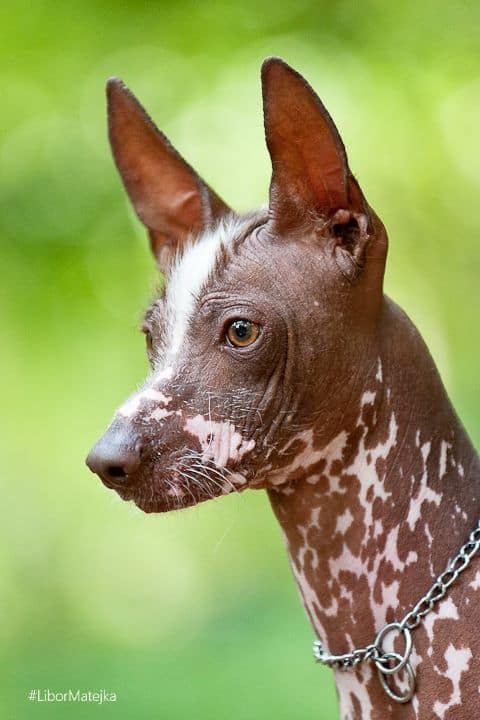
107 78 233 272
261 58 367 235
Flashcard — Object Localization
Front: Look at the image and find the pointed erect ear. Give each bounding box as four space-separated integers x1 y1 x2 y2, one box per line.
107 78 233 271
261 58 368 237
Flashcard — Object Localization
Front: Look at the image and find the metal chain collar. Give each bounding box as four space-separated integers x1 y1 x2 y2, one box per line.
313 518 480 704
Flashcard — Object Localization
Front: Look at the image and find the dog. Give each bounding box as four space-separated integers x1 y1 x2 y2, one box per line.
87 57 480 719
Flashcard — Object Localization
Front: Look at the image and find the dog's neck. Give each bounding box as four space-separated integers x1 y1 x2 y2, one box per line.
268 297 480 719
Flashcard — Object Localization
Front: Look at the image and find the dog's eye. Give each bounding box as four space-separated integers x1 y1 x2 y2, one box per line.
226 320 260 348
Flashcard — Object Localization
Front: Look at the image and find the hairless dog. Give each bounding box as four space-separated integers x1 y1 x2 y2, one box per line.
87 58 480 719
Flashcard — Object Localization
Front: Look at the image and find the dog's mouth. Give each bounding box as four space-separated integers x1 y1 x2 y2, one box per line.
99 457 249 513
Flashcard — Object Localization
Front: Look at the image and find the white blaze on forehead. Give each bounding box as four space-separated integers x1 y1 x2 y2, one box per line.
162 215 251 362
184 414 255 468
114 218 251 421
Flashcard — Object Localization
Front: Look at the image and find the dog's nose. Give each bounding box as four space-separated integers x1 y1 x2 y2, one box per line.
86 424 141 485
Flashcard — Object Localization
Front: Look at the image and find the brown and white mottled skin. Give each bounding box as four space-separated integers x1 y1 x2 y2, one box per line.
86 57 480 719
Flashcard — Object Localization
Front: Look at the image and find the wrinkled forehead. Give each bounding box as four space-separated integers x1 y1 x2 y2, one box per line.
150 212 267 363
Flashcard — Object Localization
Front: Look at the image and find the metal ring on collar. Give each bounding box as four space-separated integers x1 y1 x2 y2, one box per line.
377 652 415 704
374 622 412 675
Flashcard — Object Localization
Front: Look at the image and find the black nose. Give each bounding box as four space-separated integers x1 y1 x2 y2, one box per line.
86 423 141 486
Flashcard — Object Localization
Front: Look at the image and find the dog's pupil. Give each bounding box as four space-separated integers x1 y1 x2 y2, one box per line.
234 321 249 338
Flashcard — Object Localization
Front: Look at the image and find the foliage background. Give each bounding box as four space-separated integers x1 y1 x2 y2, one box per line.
1 1 479 718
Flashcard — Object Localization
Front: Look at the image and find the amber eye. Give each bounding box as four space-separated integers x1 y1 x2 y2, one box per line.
226 319 260 348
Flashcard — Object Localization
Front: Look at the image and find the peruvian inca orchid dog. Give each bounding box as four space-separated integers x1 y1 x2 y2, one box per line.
86 58 480 719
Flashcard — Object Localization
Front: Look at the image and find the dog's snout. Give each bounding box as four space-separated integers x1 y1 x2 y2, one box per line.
86 424 142 486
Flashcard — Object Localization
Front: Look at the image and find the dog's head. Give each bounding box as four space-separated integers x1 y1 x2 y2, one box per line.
86 58 388 512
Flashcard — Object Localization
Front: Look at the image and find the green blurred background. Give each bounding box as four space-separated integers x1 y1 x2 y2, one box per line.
1 1 479 718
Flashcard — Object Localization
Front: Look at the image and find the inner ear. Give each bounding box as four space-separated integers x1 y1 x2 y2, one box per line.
107 78 233 273
330 209 370 281
261 57 368 228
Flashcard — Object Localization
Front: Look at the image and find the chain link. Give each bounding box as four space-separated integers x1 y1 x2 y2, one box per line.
313 518 480 702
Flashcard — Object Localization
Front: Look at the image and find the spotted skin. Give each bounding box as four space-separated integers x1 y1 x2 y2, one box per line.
87 58 480 718
268 311 480 719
